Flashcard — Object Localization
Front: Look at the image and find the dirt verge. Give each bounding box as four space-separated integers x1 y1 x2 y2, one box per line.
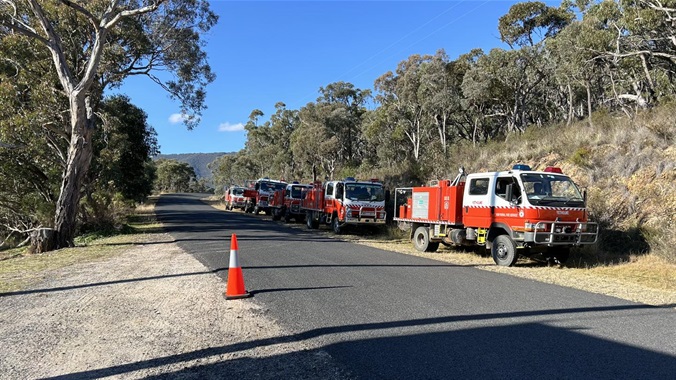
0 234 349 379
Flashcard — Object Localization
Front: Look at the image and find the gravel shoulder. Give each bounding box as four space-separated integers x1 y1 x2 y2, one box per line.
0 234 349 380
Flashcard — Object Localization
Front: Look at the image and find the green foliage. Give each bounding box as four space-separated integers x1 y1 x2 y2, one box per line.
154 159 197 193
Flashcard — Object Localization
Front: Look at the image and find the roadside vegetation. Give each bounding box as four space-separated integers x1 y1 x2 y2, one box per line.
0 197 162 293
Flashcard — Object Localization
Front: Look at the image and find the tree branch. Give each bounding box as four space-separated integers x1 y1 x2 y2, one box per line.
26 0 75 93
103 0 167 29
58 0 98 29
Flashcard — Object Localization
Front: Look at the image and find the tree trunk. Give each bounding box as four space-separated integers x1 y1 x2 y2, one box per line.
33 94 95 251
567 83 574 126
29 228 56 254
585 83 593 128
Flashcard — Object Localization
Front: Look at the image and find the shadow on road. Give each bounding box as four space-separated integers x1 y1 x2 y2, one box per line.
43 304 675 379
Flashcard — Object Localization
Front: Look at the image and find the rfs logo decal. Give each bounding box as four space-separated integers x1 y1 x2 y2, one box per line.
519 211 524 218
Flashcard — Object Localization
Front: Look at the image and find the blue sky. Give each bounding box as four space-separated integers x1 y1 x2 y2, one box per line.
114 1 535 155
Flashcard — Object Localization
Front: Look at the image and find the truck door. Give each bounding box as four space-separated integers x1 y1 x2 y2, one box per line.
493 176 522 226
325 182 335 211
463 175 492 228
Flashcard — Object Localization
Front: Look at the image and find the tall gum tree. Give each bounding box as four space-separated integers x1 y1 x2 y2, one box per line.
0 1 217 252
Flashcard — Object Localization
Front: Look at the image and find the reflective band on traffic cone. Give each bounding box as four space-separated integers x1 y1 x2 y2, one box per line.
225 234 251 300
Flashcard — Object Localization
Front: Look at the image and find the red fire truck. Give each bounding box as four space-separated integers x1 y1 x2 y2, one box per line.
224 186 248 211
269 182 312 222
246 177 287 215
393 165 598 266
301 178 387 233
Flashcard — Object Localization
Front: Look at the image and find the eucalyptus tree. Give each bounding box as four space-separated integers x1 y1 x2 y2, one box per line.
292 101 339 181
243 109 275 178
498 1 574 48
374 54 435 162
462 46 551 135
418 49 468 155
267 102 299 180
593 0 676 106
316 81 371 166
547 18 612 124
0 0 217 251
154 159 196 193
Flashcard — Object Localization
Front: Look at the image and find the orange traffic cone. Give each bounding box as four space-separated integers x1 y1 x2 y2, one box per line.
225 234 252 300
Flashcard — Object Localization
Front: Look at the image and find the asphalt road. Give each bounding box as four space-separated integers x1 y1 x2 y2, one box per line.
156 193 676 379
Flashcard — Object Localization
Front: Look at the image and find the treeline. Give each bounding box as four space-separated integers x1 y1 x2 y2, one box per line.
212 0 676 190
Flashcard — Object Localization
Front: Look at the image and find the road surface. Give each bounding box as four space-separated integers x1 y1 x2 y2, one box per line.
156 193 676 379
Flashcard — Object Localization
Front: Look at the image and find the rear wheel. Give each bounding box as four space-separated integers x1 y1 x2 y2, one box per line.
413 226 438 252
491 235 518 266
306 211 318 229
284 212 292 223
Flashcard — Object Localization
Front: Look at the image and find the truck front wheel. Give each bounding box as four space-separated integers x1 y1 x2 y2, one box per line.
491 235 518 266
332 216 342 234
272 208 282 221
413 226 439 252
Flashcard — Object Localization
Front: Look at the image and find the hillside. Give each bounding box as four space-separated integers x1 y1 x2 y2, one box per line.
154 152 230 180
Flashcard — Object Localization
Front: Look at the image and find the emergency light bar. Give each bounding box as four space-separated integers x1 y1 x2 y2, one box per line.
544 166 563 173
512 164 532 171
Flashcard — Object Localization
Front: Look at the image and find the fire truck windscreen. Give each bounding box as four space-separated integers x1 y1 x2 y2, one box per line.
345 184 385 202
260 182 286 192
520 173 584 206
231 188 244 196
289 186 305 199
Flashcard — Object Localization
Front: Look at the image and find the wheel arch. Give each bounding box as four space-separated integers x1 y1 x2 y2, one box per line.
486 223 513 249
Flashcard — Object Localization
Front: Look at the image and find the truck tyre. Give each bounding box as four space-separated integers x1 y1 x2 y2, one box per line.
284 213 292 223
491 235 518 266
413 226 438 252
332 216 342 234
253 206 260 215
272 208 281 221
306 211 318 229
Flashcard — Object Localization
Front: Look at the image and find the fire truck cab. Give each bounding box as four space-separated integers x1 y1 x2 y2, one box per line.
394 165 598 266
224 186 247 211
302 178 387 233
248 178 287 215
270 182 312 222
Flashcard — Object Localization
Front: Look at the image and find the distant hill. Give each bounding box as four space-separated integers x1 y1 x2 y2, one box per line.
154 152 231 179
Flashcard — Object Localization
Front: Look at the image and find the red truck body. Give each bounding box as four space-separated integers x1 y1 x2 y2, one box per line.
269 183 312 222
243 178 287 215
301 178 386 233
394 165 598 266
